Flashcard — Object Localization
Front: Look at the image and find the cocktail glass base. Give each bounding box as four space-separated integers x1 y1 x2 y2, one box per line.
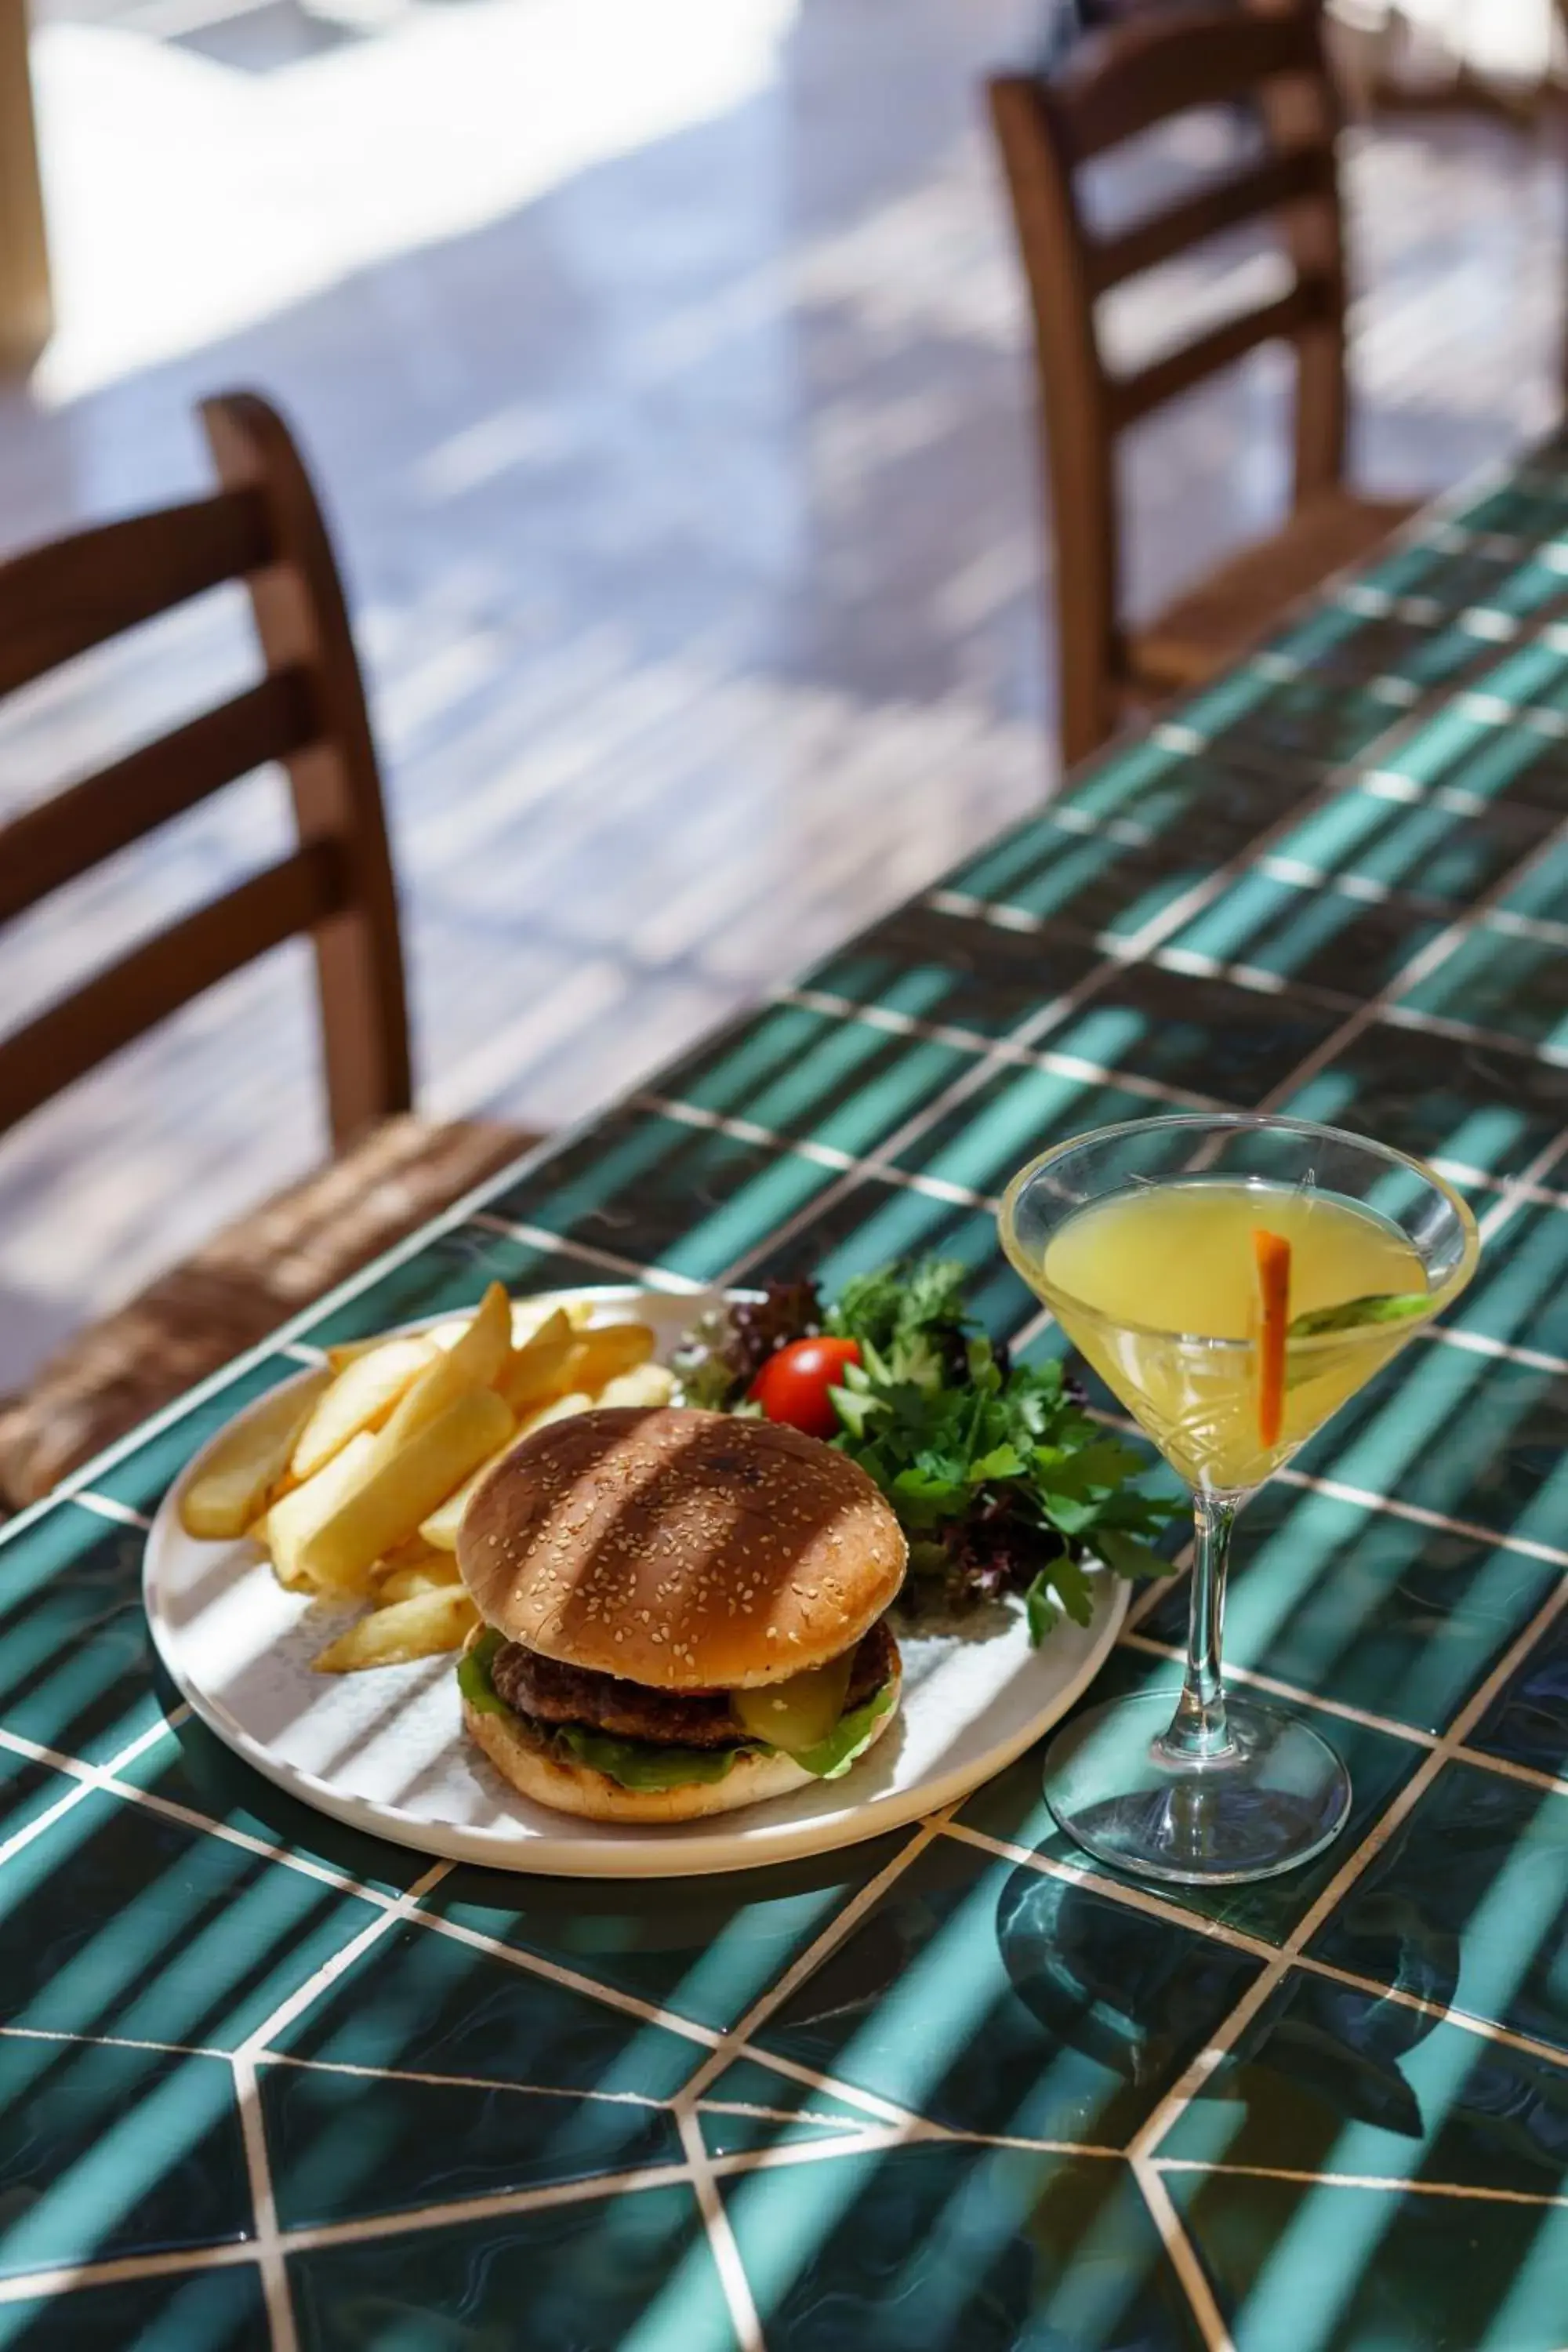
1042 1690 1352 1886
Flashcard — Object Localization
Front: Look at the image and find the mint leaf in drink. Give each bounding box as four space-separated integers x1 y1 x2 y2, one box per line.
1288 1292 1429 1338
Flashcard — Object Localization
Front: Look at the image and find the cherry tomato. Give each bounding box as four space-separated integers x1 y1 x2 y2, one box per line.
749 1336 862 1439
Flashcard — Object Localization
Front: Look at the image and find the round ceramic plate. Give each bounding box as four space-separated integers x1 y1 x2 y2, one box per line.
143 1287 1128 1877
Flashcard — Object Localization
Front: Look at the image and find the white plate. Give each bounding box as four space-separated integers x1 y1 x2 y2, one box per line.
143 1287 1127 1878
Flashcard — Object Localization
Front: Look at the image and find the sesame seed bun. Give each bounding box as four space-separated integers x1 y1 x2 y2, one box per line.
459 1637 902 1824
456 1405 907 1690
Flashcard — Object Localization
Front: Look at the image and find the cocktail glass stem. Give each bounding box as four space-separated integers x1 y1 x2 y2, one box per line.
1156 1490 1242 1765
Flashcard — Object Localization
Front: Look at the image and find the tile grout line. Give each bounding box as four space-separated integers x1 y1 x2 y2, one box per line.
1131 2155 1237 2352
0 1712 187 1874
1125 1571 1568 2165
232 1860 455 2062
466 1212 705 1292
677 2110 768 2352
231 2052 299 2352
1149 2156 1568 2209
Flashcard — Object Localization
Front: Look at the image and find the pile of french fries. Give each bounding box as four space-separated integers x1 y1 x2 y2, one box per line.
177 1284 674 1673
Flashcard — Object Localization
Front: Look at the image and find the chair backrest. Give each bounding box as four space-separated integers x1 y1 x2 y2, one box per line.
989 3 1346 764
0 391 411 1148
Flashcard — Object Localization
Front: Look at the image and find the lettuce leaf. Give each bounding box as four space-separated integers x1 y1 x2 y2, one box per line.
792 1680 896 1780
554 1724 752 1790
456 1628 508 1716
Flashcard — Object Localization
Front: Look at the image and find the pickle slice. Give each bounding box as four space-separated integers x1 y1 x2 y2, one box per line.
731 1651 855 1757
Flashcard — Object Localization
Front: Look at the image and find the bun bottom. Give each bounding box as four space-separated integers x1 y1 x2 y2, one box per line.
462 1673 902 1827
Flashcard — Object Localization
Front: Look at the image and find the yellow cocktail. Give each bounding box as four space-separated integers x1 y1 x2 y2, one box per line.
1040 1178 1428 1490
1000 1114 1478 1887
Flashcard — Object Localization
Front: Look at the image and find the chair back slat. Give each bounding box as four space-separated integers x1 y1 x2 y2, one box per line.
0 843 347 1134
1109 277 1334 428
0 668 317 927
0 489 272 697
1086 144 1333 293
1057 5 1321 160
0 392 412 1148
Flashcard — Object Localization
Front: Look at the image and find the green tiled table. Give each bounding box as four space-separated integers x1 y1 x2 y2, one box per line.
7 451 1568 2351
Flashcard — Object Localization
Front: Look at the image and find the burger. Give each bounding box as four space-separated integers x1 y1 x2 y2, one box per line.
454 1404 906 1823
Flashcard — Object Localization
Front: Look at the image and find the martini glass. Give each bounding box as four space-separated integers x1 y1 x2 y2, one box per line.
1000 1113 1478 1886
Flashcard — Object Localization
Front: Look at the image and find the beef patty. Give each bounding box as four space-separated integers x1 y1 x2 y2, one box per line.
492 1617 899 1749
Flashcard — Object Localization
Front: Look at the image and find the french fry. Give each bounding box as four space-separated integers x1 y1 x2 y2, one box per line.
372 1534 445 1581
496 1308 576 1414
290 1336 435 1480
376 1555 463 1603
564 1322 656 1392
299 1387 514 1594
517 1389 593 1440
418 1433 521 1551
262 1431 379 1590
379 1283 513 1451
179 1371 331 1541
596 1363 677 1410
311 1585 478 1673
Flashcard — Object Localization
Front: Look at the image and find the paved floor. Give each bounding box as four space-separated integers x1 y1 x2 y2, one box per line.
0 0 1564 1392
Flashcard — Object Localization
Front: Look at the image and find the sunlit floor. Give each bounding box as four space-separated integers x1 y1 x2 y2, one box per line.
0 0 1565 1393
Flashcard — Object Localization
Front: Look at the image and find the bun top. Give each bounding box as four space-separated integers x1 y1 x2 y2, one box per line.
456 1406 906 1690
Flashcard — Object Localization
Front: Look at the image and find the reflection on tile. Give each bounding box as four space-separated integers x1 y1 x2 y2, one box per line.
267 1918 701 2100
0 2265 270 2349
741 1175 1035 1338
721 2141 1207 2351
1160 1965 1568 2199
485 1111 842 1280
1310 1762 1568 2056
750 1832 1261 2145
1280 1018 1568 1182
423 1835 912 2034
658 1003 975 1158
0 2041 250 2278
1468 1610 1568 1782
263 2061 677 2230
0 1789 379 2049
287 2183 736 2352
1167 2163 1568 2352
1157 875 1442 1005
0 1504 167 1762
1138 1484 1559 1735
957 1650 1419 1948
1044 966 1341 1105
800 908 1099 1042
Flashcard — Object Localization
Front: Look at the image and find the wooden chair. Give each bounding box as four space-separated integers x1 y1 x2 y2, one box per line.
989 3 1419 767
0 392 535 1508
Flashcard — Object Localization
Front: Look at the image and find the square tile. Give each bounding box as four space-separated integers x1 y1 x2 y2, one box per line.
1446 1199 1568 1364
1267 789 1544 908
957 1650 1420 1948
1279 1020 1568 1184
0 1503 169 1764
1138 1483 1559 1736
800 905 1100 1040
0 1749 74 1849
267 1915 703 2100
1266 605 1482 688
0 1789 381 2049
423 1831 914 2034
944 801 1261 947
1156 873 1442 1004
1159 1965 1568 2198
1461 635 1568 713
1395 926 1568 1057
887 1061 1179 1200
0 2039 250 2278
294 1223 622 1350
1290 1342 1568 1558
1496 833 1568 931
750 1831 1261 2145
656 1002 975 1159
1309 1762 1568 2056
1042 966 1342 1105
739 1174 1036 1341
1353 541 1520 608
287 2183 739 2352
0 2266 270 2350
261 2061 677 2230
721 2141 1207 2351
1065 735 1304 839
1467 1608 1568 1781
1175 668 1409 776
1375 702 1568 822
1166 2164 1568 2352
481 1109 844 1281
696 2057 876 2158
